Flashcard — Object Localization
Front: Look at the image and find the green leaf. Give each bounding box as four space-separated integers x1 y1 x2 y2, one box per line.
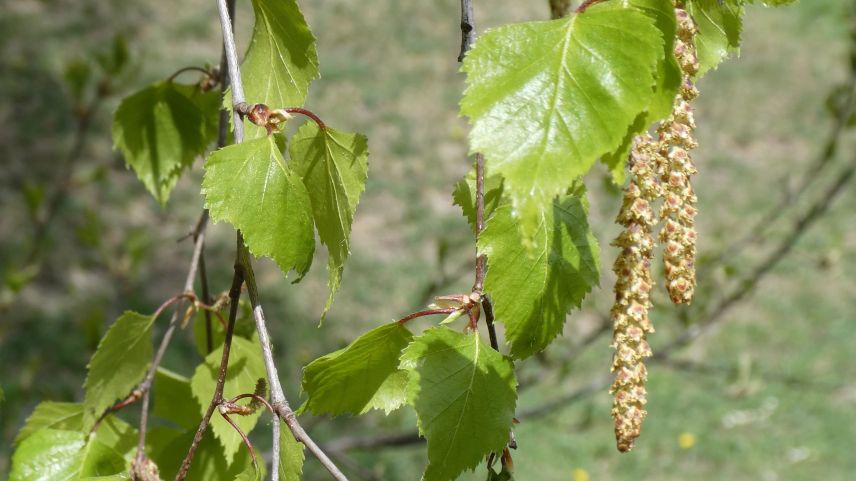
601 0 681 184
278 425 305 481
631 0 682 122
154 368 200 430
190 337 267 465
452 167 504 234
92 416 138 462
203 136 315 278
234 466 261 481
479 188 600 359
400 327 517 481
289 123 369 317
486 465 515 481
83 311 156 427
113 82 218 205
15 402 84 445
686 0 744 77
300 322 413 416
461 2 662 242
240 0 319 139
10 429 128 481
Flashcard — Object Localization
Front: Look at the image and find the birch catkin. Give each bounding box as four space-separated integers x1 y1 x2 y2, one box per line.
658 6 700 305
609 135 660 453
610 2 702 452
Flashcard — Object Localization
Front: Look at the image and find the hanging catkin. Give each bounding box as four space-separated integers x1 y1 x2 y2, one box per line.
658 6 700 305
609 134 660 453
610 2 702 452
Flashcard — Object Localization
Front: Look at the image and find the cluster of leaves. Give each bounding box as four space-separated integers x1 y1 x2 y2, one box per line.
113 0 369 318
11 0 365 477
297 1 790 480
10 308 299 480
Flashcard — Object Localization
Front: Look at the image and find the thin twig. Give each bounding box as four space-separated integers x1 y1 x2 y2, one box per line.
134 211 209 464
200 243 214 354
458 0 476 62
215 0 348 478
167 66 216 83
174 234 245 481
397 308 459 324
284 107 326 129
241 250 350 481
220 411 259 473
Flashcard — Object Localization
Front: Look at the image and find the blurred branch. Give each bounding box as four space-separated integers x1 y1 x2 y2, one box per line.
0 74 112 314
701 52 856 278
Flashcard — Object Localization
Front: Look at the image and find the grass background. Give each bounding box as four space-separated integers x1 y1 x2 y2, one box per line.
1 0 855 480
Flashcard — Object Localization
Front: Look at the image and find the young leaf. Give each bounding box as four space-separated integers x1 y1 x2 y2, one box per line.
83 311 156 427
479 189 600 359
278 425 305 481
300 322 413 416
154 368 200 430
203 136 315 278
15 402 84 445
460 2 663 242
686 0 744 77
190 336 267 465
400 327 517 481
632 0 682 122
241 0 319 139
113 82 218 205
289 123 369 317
9 429 128 481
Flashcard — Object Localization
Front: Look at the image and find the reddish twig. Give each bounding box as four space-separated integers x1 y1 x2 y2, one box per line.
167 66 217 84
284 107 326 129
576 0 605 13
133 211 209 466
397 308 459 324
227 393 275 414
220 411 259 473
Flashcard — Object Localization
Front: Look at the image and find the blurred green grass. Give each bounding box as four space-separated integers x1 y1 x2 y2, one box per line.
2 0 855 480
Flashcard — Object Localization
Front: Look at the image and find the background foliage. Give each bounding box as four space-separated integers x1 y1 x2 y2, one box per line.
1 0 855 480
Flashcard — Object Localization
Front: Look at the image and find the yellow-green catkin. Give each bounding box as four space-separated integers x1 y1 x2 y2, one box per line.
658 5 700 305
609 134 660 453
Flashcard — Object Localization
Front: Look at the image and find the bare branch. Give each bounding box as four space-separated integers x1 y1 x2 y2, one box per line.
458 0 476 62
134 211 209 464
174 233 245 481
